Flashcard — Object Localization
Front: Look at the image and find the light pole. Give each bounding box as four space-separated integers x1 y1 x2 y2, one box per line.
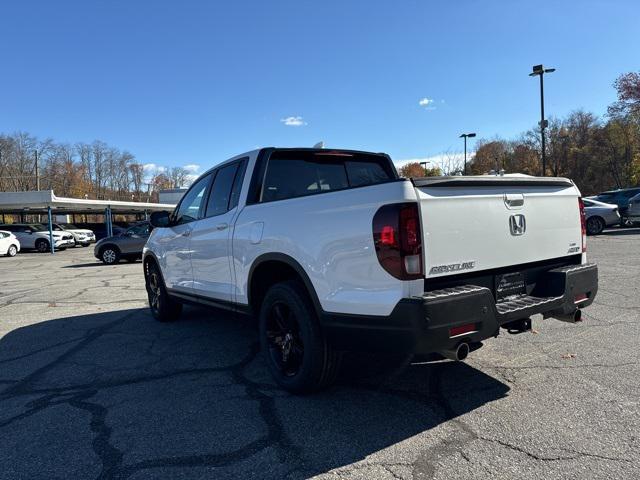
529 64 555 176
459 133 476 175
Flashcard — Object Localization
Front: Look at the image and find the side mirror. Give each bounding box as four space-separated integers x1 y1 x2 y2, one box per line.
150 211 171 228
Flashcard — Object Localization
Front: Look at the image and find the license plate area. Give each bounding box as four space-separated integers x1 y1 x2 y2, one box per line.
495 272 526 301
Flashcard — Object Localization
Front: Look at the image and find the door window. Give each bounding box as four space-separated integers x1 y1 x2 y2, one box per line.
126 223 151 236
205 163 240 217
174 174 212 224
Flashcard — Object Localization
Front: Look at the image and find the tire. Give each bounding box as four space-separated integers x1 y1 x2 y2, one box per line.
100 245 120 264
35 239 50 253
145 261 182 322
6 245 17 257
586 216 605 235
259 280 342 394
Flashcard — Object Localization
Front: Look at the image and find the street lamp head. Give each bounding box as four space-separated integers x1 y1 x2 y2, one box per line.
530 64 555 76
468 133 476 138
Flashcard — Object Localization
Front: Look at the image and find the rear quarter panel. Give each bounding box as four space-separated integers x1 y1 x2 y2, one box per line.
233 180 423 316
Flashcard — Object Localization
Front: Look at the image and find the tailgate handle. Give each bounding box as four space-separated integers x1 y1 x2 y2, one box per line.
504 193 524 209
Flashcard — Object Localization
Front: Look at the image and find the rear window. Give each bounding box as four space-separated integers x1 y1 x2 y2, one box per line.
261 151 394 202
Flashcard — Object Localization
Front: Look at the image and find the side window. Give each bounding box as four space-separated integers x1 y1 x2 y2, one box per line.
583 200 593 207
205 163 240 217
127 223 151 236
0 232 7 239
228 160 247 210
262 158 348 202
174 174 212 224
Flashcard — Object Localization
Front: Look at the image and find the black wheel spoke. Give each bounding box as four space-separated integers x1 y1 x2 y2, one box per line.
266 301 304 377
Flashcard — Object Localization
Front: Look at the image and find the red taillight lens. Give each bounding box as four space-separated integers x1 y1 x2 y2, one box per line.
579 197 586 252
373 203 423 280
449 323 478 338
380 225 396 246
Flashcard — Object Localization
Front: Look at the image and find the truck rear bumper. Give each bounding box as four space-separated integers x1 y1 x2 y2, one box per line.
321 263 598 354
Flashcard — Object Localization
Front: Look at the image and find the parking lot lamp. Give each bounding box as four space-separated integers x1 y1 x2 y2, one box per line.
459 133 476 175
529 64 555 176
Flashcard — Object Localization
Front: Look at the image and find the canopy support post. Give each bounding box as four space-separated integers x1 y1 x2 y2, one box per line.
47 206 55 254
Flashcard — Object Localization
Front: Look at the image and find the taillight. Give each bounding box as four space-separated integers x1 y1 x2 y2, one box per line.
372 203 423 280
579 197 586 252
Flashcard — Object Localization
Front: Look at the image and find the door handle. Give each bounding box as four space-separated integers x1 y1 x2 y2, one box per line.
181 229 191 237
216 223 229 231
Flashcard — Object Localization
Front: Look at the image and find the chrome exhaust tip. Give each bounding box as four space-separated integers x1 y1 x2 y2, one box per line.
440 342 470 361
554 309 583 323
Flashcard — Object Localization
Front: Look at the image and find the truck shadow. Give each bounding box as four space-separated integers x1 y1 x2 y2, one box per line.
0 306 509 479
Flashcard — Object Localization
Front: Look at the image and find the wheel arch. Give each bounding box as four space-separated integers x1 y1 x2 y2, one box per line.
247 253 323 318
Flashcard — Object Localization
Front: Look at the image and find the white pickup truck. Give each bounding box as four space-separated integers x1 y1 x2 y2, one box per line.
144 148 598 392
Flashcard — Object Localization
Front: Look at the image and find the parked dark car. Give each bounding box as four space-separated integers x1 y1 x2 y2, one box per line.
592 187 640 222
93 222 151 264
75 223 127 241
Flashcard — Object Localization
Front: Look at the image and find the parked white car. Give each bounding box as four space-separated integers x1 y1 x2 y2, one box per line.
50 223 94 246
143 147 598 393
0 224 74 252
0 230 20 257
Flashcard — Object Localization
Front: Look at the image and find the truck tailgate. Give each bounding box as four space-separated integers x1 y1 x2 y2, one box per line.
412 176 582 278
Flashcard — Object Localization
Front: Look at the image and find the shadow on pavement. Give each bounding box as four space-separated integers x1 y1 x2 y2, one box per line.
599 227 640 236
0 306 509 479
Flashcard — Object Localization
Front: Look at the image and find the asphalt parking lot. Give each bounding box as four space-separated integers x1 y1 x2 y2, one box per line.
0 231 639 480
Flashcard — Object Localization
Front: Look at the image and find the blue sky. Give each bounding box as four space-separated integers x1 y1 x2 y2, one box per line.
1 0 639 175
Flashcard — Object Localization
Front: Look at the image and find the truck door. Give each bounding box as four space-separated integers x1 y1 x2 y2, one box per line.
161 173 212 292
190 159 246 304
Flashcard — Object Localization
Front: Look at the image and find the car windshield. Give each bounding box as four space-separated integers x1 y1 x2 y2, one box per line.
62 224 78 229
30 224 48 232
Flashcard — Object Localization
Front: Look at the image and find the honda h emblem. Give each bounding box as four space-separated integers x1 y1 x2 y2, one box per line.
509 214 526 236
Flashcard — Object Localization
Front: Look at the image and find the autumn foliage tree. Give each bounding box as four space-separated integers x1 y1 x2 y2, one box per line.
398 162 442 178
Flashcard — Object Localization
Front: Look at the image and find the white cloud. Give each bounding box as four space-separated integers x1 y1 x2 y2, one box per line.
418 98 434 107
281 116 307 127
143 163 157 171
183 164 200 173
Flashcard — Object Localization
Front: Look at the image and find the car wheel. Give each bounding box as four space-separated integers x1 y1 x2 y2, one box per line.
100 246 120 264
259 280 342 394
35 239 50 253
586 216 605 235
7 245 17 257
145 261 182 322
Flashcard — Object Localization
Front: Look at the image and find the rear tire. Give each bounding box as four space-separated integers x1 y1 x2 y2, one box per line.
259 280 341 394
35 239 50 253
145 261 182 322
586 216 605 235
100 246 120 264
7 245 17 257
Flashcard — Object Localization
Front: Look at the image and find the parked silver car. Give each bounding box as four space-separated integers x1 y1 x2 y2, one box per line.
583 198 620 234
93 222 151 264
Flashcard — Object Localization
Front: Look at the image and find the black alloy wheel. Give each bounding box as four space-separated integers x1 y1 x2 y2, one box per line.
265 301 305 377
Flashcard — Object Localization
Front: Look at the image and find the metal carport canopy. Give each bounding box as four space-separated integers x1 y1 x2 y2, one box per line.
0 190 176 254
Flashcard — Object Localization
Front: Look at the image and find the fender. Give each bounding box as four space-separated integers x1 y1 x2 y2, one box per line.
247 252 324 317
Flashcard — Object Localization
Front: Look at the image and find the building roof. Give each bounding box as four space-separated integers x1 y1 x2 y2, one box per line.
0 190 175 214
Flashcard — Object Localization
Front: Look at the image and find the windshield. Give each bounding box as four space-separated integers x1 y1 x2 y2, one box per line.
62 224 78 229
31 224 48 232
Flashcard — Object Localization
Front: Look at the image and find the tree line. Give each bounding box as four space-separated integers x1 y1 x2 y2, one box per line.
0 133 192 202
400 71 640 195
